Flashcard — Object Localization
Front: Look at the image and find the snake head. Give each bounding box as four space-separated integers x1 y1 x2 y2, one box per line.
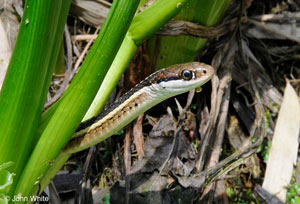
151 62 214 95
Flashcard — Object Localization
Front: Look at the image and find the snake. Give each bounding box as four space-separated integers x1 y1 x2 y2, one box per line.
62 62 214 154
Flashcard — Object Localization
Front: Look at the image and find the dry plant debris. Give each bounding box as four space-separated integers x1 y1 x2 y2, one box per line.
1 0 300 203
46 0 300 203
263 82 300 203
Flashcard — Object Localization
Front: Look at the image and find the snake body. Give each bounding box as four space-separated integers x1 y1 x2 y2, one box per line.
63 62 214 154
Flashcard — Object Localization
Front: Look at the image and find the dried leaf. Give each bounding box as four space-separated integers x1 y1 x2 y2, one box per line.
133 114 145 159
263 82 300 202
70 0 110 27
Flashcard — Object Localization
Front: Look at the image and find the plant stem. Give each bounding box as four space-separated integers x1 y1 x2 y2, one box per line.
14 0 140 199
148 0 232 69
0 0 71 194
84 0 190 120
38 0 191 196
83 35 137 119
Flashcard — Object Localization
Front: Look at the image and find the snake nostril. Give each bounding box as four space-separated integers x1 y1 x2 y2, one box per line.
203 70 207 75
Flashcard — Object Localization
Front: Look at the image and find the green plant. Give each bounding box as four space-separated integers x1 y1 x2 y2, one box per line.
287 176 300 204
0 0 231 201
0 0 191 200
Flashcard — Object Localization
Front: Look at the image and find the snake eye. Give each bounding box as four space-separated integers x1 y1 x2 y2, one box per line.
181 70 193 80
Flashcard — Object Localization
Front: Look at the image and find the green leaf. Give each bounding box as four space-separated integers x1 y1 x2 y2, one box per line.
0 170 13 195
103 193 111 204
129 0 189 45
0 0 71 194
0 193 9 204
84 0 190 119
14 0 140 198
0 163 13 172
148 0 232 69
